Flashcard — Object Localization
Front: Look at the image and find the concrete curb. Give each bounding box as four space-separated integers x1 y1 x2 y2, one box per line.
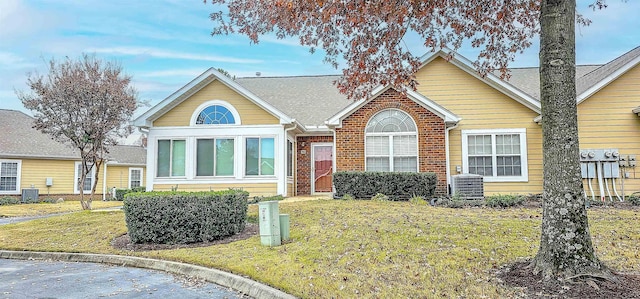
0 250 296 299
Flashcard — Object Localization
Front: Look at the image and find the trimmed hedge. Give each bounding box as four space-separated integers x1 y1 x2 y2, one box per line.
123 190 248 244
333 171 437 200
114 186 146 201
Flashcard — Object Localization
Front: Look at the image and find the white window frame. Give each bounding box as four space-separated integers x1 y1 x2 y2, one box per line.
0 159 21 194
156 139 187 178
190 100 242 126
194 137 236 177
128 167 144 189
461 128 528 182
244 136 277 177
74 161 96 194
364 109 419 172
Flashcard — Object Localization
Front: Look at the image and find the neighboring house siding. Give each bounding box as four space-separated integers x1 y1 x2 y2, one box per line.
296 135 333 195
153 80 279 126
152 183 277 196
19 159 110 195
104 165 134 190
414 57 543 195
578 64 640 196
334 89 448 195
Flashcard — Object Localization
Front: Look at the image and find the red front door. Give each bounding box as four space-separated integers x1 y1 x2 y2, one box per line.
313 145 333 193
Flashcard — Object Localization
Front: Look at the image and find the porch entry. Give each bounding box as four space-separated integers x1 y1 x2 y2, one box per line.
312 144 333 193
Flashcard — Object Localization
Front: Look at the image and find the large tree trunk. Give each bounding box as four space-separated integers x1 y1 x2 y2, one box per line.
532 0 611 280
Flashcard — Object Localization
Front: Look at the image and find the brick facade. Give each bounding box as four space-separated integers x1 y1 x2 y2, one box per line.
295 89 448 196
296 135 333 195
334 88 448 195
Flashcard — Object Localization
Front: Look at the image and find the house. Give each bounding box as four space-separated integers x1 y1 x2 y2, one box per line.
133 46 640 198
0 109 147 199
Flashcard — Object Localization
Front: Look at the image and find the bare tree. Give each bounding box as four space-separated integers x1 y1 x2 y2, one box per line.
205 0 615 281
18 54 138 210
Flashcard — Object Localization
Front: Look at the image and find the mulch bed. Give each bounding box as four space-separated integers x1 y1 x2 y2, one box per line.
497 261 640 298
111 223 258 251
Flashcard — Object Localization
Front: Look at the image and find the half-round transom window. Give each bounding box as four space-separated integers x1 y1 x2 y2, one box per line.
365 109 417 133
196 105 236 125
365 109 418 172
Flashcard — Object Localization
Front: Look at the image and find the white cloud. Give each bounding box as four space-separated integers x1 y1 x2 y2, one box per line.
86 46 263 64
0 51 37 69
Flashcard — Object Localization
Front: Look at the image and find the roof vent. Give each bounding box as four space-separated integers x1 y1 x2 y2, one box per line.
256 72 261 77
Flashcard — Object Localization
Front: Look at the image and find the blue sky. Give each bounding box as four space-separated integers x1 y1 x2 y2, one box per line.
1 0 639 116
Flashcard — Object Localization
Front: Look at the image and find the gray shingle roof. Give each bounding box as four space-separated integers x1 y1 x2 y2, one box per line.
0 109 146 165
235 48 639 122
500 65 602 101
576 46 640 95
236 75 352 127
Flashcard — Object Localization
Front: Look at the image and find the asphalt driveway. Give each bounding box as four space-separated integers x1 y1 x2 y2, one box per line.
0 258 246 299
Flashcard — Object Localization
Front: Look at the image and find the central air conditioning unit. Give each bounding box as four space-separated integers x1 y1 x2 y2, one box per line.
451 174 484 199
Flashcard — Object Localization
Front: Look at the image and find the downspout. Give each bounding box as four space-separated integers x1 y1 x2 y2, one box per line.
102 162 108 201
283 121 298 197
445 122 459 195
137 126 151 191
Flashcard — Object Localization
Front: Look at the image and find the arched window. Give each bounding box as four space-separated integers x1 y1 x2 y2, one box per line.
365 109 418 172
196 105 236 124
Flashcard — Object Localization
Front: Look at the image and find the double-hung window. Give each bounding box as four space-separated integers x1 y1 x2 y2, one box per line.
0 160 20 193
365 109 418 172
196 138 235 176
462 129 528 182
74 162 94 193
157 139 186 177
129 168 143 188
246 137 275 176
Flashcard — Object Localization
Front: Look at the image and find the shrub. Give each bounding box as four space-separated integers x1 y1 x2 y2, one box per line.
340 194 354 200
485 194 525 208
409 196 428 205
123 190 248 244
436 198 485 208
627 193 640 206
371 193 390 201
40 197 60 204
114 187 146 201
0 196 20 206
333 171 437 201
248 194 285 204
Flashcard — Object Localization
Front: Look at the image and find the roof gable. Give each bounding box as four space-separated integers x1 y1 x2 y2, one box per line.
418 48 541 113
133 68 296 128
326 85 461 127
577 46 640 103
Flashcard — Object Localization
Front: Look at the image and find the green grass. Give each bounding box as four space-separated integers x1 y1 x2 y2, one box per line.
1 200 639 298
0 200 123 217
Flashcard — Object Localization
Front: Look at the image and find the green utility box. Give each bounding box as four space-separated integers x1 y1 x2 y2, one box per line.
279 214 290 242
258 201 281 246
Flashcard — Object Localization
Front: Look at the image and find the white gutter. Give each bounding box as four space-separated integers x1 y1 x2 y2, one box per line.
445 122 460 195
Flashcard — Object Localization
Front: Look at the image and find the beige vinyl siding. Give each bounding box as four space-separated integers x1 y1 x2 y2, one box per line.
415 57 543 195
104 165 137 190
578 64 640 196
153 183 278 196
19 159 107 195
287 182 294 197
153 80 279 127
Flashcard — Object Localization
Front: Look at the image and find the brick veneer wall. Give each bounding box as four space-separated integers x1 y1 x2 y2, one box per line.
296 135 333 195
334 88 448 195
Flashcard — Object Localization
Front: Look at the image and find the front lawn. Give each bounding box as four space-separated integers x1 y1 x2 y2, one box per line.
0 200 123 217
0 199 639 298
